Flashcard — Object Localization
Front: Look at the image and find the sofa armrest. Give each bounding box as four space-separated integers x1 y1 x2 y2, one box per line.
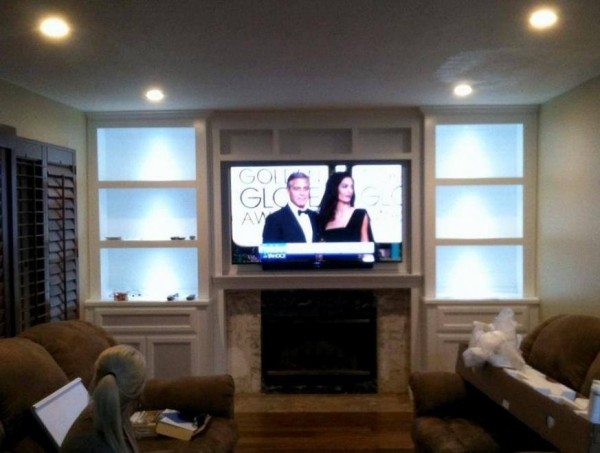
409 371 468 417
139 375 235 419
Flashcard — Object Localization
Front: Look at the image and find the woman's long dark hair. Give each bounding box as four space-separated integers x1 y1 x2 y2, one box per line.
317 172 355 231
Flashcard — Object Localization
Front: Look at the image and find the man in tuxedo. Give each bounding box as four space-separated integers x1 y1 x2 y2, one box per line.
262 172 319 243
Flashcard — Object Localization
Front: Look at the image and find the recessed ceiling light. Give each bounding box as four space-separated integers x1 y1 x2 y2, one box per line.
453 84 473 97
39 17 70 39
145 89 165 102
529 8 558 29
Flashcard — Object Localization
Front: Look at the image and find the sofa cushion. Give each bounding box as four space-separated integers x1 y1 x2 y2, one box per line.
137 417 238 453
409 371 468 417
412 416 501 453
0 337 68 450
519 315 562 360
522 315 600 394
582 353 600 398
18 320 117 388
141 375 236 419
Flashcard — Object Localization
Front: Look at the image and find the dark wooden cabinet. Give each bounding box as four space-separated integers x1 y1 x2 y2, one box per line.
0 127 78 337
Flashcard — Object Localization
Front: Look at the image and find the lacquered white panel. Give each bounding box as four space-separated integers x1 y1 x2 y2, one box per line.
97 127 196 181
436 185 523 238
100 248 198 300
436 124 523 178
436 245 523 298
99 188 197 240
279 129 352 155
150 338 194 379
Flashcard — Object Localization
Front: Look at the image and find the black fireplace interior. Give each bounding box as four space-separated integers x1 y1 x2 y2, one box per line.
261 289 377 394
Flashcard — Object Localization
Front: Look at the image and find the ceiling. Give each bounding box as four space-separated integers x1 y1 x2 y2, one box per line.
1 0 600 112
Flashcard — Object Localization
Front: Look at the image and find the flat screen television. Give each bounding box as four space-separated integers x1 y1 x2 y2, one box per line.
228 161 406 269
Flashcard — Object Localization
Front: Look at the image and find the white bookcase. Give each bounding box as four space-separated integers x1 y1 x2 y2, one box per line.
85 115 212 378
95 126 199 301
421 107 540 371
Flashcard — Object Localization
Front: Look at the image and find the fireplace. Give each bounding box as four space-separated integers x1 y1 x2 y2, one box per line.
261 290 377 393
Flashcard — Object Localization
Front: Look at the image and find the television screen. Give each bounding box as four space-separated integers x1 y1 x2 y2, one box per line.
229 162 404 269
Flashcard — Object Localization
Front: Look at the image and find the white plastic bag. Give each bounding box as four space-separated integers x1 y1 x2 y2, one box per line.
462 308 525 369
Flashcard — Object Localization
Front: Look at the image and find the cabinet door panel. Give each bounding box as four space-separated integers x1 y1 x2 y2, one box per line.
148 336 197 379
111 335 147 355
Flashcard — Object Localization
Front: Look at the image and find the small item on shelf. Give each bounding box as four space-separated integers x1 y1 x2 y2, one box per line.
112 291 128 302
186 294 196 301
189 235 196 240
170 236 185 240
155 409 212 441
167 292 179 301
105 236 122 241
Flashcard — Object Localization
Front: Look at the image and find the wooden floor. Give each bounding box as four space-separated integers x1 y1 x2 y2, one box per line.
234 394 415 452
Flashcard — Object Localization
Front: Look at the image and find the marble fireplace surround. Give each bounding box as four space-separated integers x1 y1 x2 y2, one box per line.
226 288 411 394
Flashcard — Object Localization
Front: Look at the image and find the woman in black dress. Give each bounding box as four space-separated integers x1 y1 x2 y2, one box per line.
317 172 374 243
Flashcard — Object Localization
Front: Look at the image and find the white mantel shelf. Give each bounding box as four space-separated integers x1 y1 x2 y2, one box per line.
212 273 423 290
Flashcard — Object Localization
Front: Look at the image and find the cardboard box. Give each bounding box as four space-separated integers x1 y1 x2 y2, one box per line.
456 344 600 453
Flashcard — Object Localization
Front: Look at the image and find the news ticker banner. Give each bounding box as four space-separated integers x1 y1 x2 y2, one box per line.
230 164 403 247
258 241 375 257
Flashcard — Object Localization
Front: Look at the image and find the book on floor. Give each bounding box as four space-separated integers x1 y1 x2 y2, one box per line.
154 409 212 441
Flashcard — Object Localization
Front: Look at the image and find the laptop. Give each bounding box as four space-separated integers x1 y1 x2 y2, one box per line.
31 377 90 448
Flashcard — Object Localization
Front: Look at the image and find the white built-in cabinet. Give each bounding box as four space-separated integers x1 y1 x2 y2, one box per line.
208 111 425 373
84 115 213 378
84 110 426 377
421 107 540 371
83 108 541 378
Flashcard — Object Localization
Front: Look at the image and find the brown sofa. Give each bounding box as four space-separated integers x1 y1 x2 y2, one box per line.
0 320 238 452
409 314 600 453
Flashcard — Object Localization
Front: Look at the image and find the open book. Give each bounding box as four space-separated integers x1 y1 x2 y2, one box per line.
31 378 90 448
131 409 211 441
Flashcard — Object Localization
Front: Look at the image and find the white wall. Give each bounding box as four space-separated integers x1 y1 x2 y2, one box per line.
0 78 89 305
538 75 600 318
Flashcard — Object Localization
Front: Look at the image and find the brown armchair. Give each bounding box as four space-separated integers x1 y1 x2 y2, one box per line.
0 320 237 453
409 314 600 453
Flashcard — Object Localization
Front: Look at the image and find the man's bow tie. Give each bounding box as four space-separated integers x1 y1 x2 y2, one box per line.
298 210 308 216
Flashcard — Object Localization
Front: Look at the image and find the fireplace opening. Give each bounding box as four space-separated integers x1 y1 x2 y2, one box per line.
261 290 377 394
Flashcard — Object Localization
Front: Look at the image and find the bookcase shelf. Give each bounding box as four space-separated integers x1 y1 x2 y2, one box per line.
421 107 539 371
90 122 203 302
